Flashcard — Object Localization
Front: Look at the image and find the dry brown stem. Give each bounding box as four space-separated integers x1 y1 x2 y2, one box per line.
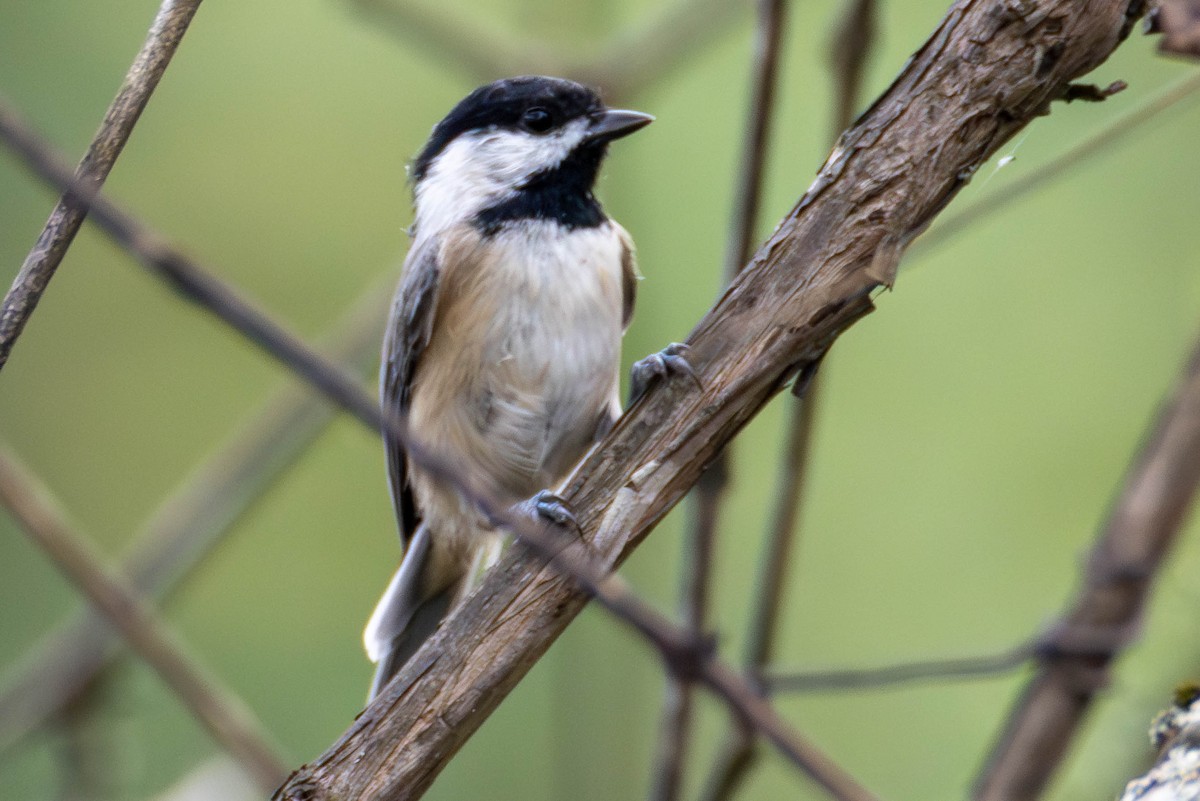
700 2 876 796
0 0 202 372
274 1 1144 799
973 329 1200 800
0 447 289 793
0 278 390 756
651 2 790 798
0 93 873 801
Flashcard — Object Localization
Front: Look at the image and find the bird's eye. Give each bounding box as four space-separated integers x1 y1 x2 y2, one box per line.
521 107 553 133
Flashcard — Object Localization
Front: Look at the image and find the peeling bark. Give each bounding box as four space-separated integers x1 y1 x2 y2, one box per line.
274 1 1145 798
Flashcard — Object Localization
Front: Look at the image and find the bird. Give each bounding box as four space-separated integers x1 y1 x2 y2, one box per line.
362 76 682 700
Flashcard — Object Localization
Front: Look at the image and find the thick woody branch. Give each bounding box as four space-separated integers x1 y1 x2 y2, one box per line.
486 518 879 801
702 3 876 797
651 2 789 798
0 0 202 373
277 1 1144 799
911 68 1200 263
0 96 870 799
973 329 1200 800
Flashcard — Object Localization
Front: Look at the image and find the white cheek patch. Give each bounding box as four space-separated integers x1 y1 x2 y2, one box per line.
416 119 590 235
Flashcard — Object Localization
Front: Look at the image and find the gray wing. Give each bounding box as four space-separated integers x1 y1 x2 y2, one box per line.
616 222 639 331
592 223 639 442
381 234 442 546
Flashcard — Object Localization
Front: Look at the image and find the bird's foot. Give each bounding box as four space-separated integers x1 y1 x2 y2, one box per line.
629 342 700 405
513 490 578 531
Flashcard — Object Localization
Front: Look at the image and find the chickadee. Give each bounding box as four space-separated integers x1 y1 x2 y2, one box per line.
363 76 660 699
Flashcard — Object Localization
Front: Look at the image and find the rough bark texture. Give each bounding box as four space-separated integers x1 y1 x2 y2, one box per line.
1117 690 1200 801
275 1 1143 798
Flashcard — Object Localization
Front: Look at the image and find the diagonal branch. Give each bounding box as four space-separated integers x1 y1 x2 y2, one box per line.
973 332 1200 800
0 93 872 800
344 0 558 81
0 94 387 438
473 510 880 801
701 2 876 798
911 69 1200 263
0 447 289 794
0 276 391 756
651 1 789 799
343 0 750 102
274 1 1145 799
0 0 202 374
572 0 752 99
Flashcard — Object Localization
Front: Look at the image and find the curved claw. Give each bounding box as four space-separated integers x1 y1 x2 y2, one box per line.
515 490 577 530
629 342 701 405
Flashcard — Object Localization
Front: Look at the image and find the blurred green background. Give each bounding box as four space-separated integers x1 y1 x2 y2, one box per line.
2 0 1200 799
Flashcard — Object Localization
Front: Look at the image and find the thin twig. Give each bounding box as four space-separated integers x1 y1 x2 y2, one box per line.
650 3 788 799
0 276 391 756
650 465 727 801
649 461 728 801
747 380 822 674
700 2 875 799
573 0 752 99
722 0 789 279
973 327 1200 801
344 0 558 80
275 0 1144 794
0 0 202 373
828 0 877 141
765 643 1032 693
0 94 871 797
0 94 390 436
910 69 1200 263
346 0 750 102
0 447 289 794
484 512 881 801
698 381 823 801
700 380 825 801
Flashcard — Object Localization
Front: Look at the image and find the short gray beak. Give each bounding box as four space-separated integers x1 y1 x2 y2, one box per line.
585 108 654 143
